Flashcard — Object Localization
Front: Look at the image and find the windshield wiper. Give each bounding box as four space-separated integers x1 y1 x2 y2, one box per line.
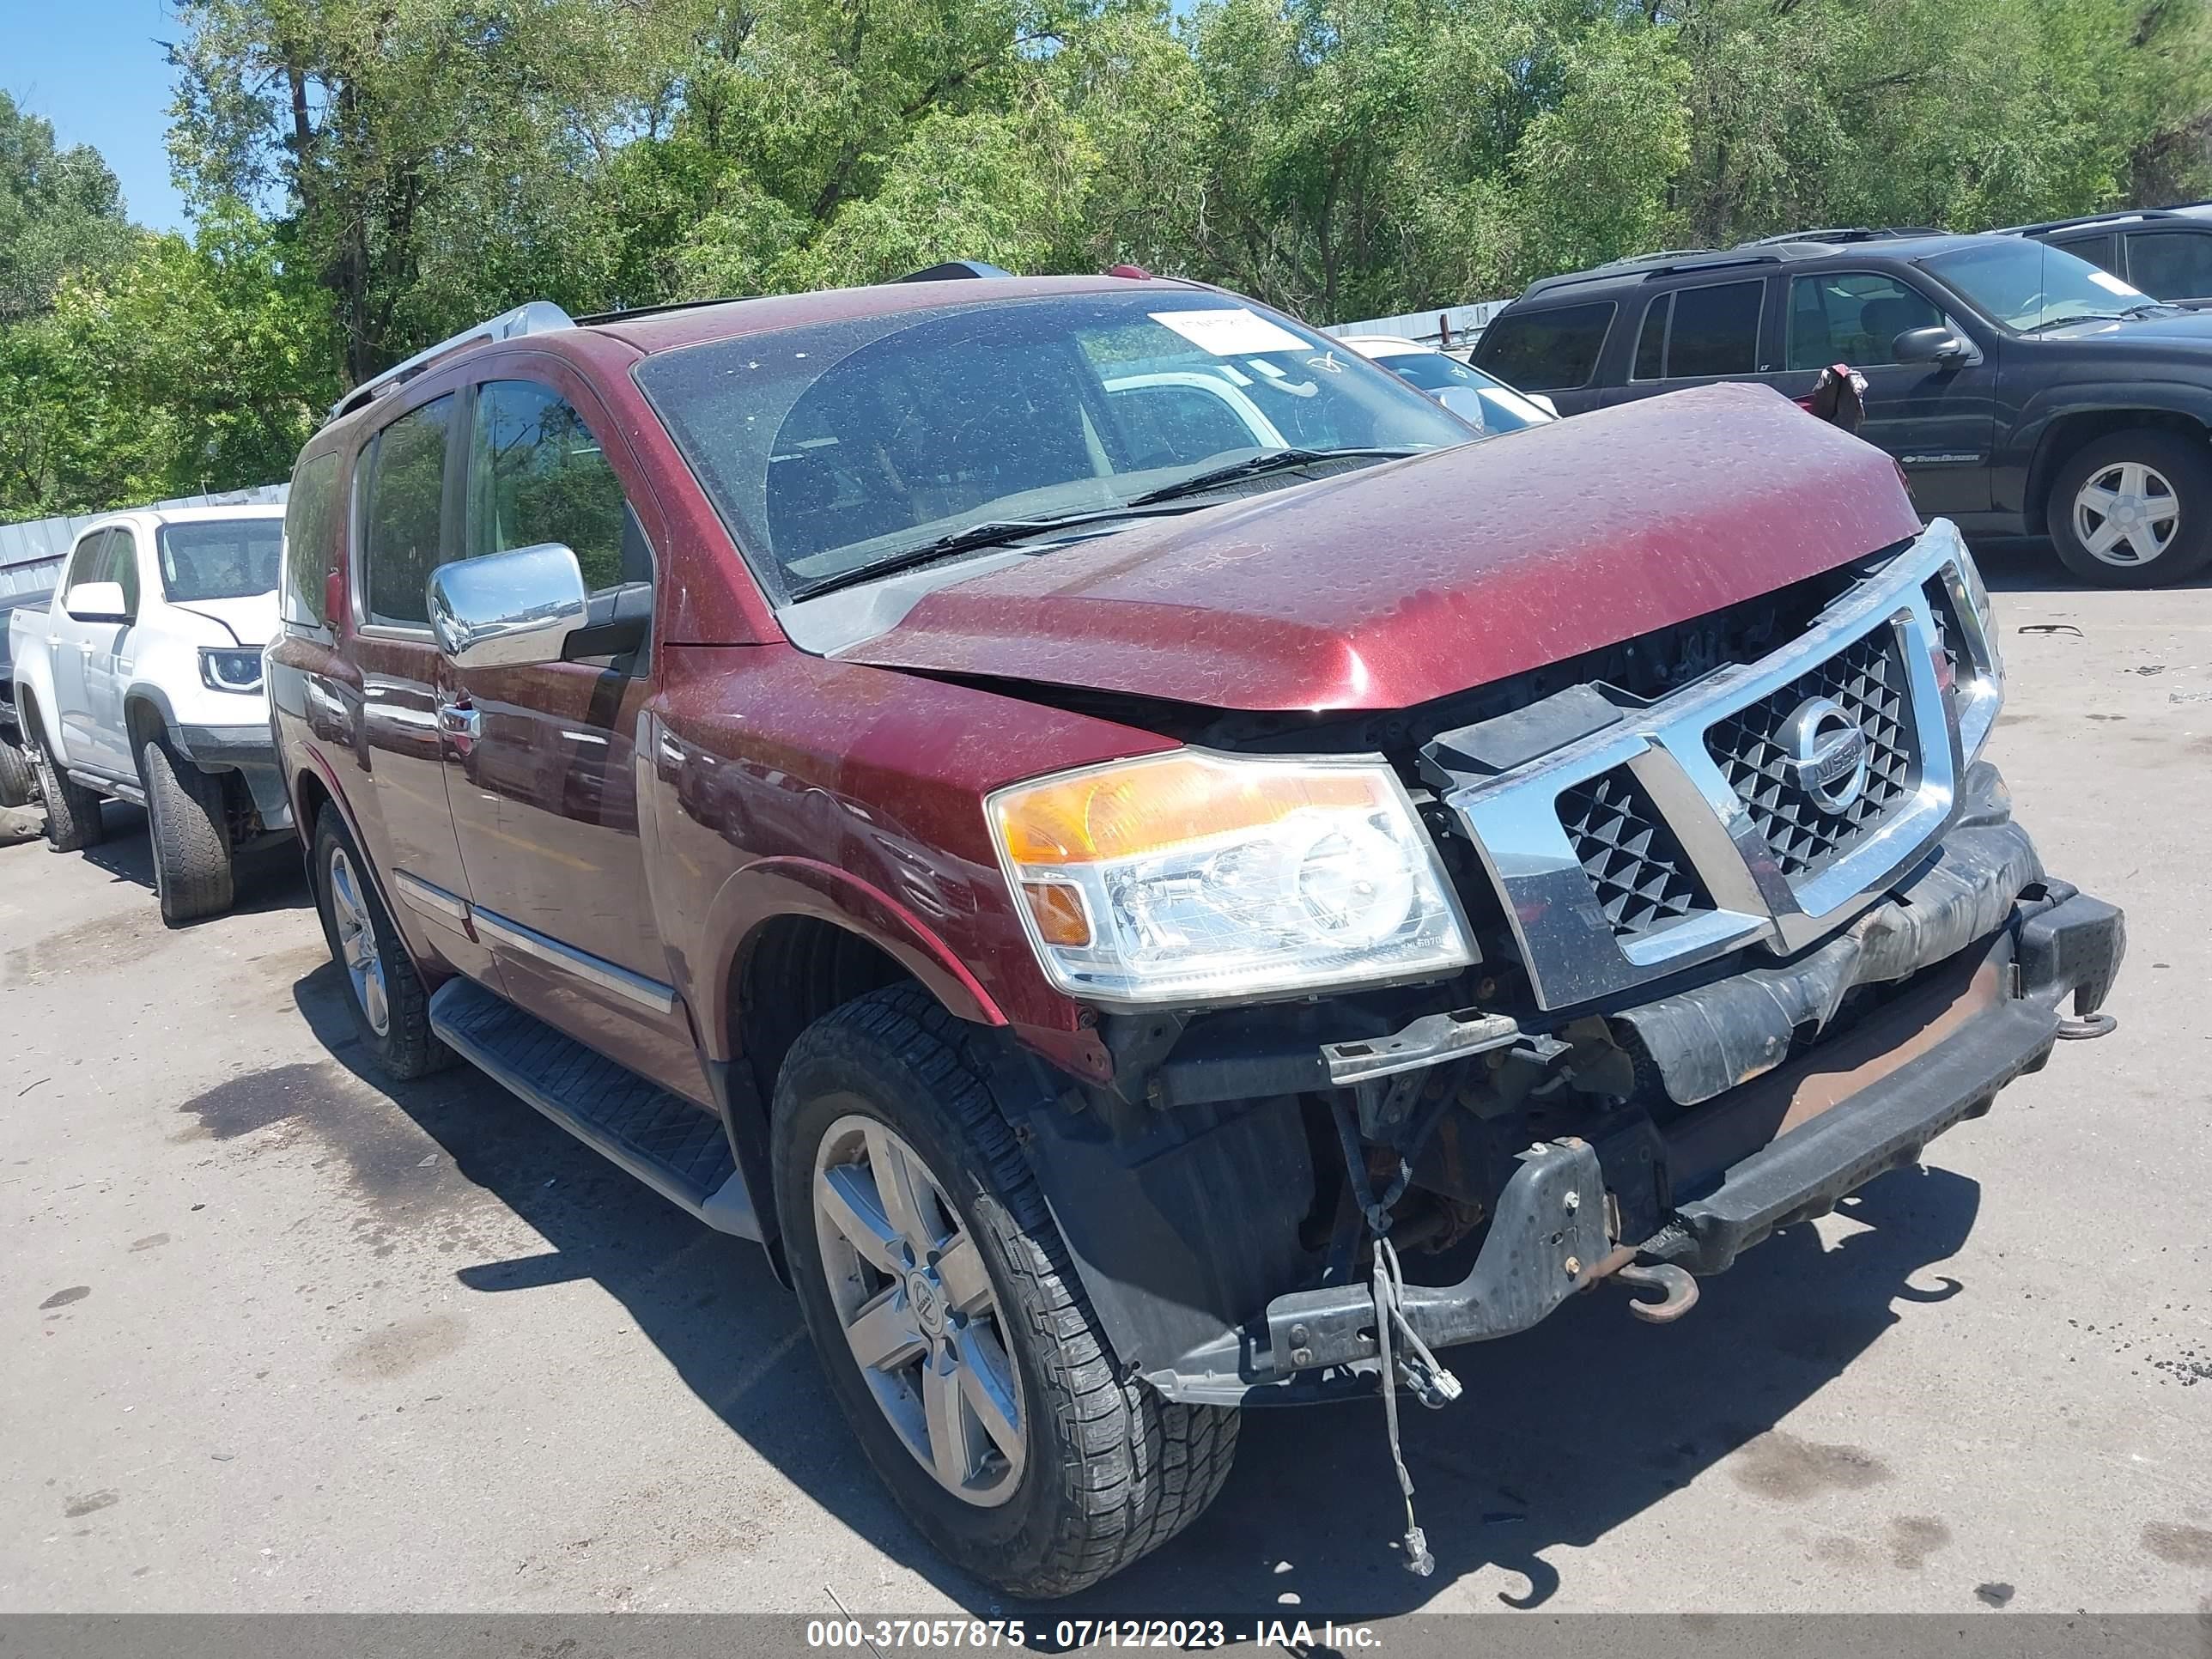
2022 312 2130 333
787 502 1217 602
1127 446 1427 507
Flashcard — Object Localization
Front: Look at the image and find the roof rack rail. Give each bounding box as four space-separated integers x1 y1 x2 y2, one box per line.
329 301 574 422
574 295 746 325
2001 206 2196 236
1523 247 1783 297
1741 226 1942 246
896 260 1014 282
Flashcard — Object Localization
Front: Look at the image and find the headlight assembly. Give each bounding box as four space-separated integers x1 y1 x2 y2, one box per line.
199 647 265 694
987 750 1475 1006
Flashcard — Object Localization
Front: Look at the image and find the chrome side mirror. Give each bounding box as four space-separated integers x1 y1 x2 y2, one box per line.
428 543 589 670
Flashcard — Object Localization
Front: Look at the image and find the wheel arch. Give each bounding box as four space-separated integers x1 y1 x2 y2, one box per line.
2023 401 2212 527
696 861 1012 1263
122 684 178 756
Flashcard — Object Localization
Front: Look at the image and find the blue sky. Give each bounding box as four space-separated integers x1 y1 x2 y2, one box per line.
5 1 195 232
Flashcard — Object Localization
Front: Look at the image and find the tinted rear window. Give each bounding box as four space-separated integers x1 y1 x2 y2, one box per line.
360 397 454 627
2127 230 2212 300
1662 281 1764 378
283 452 342 629
1474 303 1615 391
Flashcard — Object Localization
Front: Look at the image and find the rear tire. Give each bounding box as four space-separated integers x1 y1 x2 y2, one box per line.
773 985 1239 1597
29 732 105 853
139 732 235 925
2046 429 2212 588
0 738 34 808
311 809 453 1080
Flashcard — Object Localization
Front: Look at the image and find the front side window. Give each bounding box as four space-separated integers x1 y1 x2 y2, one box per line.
2125 230 2212 301
157 519 283 603
283 452 342 629
636 291 1469 600
96 526 140 616
1923 240 2151 332
360 396 455 627
465 381 652 593
1474 302 1616 392
1787 273 1945 368
64 529 111 593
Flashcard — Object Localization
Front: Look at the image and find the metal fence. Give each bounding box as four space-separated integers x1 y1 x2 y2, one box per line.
0 484 289 601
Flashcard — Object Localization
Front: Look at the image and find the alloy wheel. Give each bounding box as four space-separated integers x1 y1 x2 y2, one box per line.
327 848 391 1036
811 1112 1025 1506
2074 460 2180 567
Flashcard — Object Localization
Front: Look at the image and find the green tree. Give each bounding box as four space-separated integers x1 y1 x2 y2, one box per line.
0 204 335 517
0 90 137 324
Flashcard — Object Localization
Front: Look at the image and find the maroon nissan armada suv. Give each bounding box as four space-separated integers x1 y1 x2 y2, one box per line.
267 268 2124 1595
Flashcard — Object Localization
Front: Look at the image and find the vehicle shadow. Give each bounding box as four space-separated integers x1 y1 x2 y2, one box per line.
1965 532 2212 593
77 804 311 916
286 960 1980 1624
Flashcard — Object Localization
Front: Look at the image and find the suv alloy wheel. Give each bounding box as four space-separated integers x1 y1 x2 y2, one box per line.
772 986 1239 1597
2048 429 2212 586
311 811 453 1079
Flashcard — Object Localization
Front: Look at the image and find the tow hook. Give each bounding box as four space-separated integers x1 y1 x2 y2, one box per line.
2056 1011 2117 1041
1613 1261 1699 1324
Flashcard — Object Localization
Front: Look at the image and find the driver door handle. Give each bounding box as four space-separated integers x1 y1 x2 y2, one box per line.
437 696 480 756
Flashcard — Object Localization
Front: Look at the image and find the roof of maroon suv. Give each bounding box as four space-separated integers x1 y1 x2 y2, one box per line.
582 273 1210 356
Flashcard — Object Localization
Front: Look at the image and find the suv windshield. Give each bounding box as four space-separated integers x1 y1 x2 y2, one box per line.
1923 240 2155 332
635 289 1473 600
156 520 283 602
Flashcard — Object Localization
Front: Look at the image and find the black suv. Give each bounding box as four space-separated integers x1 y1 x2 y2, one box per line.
1473 232 2212 586
1999 205 2212 309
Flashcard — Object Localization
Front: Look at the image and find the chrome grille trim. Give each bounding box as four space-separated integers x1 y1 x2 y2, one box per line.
1442 520 1999 1011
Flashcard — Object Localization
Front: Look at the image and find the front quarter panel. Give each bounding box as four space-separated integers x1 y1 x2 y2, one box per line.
645 641 1182 1082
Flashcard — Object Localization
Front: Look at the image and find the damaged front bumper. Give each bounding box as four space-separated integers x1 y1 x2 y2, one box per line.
1123 782 2123 1405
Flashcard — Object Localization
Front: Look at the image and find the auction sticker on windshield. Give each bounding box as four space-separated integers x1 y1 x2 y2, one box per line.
1151 307 1309 356
2087 269 2147 296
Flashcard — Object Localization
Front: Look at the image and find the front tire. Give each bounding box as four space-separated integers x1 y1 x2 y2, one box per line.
2047 429 2212 587
311 810 452 1079
773 986 1238 1597
139 732 235 925
29 732 105 853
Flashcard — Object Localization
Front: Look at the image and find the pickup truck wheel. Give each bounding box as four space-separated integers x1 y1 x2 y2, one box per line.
139 732 235 925
0 738 34 809
2047 430 2212 587
312 811 453 1079
29 735 104 852
773 985 1238 1597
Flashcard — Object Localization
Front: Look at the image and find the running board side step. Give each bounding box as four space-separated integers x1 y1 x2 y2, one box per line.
428 977 761 1239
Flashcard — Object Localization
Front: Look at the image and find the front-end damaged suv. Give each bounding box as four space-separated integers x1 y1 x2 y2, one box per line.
269 273 2124 1596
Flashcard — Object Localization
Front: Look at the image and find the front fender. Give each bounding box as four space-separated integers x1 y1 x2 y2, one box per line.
695 858 1008 1064
2009 380 2212 501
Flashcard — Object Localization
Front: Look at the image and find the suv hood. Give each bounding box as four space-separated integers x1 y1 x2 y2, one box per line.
2031 307 2212 346
834 382 1924 712
167 592 277 647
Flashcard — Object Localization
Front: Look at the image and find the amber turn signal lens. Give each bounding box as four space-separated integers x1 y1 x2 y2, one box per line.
1021 879 1093 947
995 751 1381 866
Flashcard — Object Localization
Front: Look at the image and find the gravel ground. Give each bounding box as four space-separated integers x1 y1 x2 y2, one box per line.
3 542 2209 1627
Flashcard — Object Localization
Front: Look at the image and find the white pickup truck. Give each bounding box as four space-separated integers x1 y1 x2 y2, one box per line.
7 504 293 923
